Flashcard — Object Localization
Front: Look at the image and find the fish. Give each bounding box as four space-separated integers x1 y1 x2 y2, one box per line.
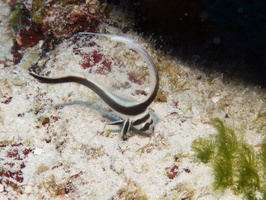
29 32 159 139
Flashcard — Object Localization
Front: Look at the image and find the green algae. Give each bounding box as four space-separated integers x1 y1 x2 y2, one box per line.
31 0 46 24
192 137 214 164
192 118 266 199
212 119 237 189
261 138 266 199
8 2 23 32
234 144 260 200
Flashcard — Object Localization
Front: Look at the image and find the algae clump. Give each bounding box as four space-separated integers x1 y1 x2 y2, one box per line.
192 118 266 200
191 137 214 164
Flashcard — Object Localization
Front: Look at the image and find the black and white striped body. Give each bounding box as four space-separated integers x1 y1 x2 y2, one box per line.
131 110 154 133
30 32 159 139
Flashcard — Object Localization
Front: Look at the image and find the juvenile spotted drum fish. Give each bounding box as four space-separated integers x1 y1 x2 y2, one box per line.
30 32 159 139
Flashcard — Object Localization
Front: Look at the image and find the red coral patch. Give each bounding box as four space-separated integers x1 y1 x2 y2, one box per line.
165 165 179 179
0 142 34 188
1 97 13 104
80 50 112 75
127 73 142 85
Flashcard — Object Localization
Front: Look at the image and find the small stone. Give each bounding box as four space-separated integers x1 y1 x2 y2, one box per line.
211 93 221 103
12 79 26 86
34 147 43 155
24 185 33 194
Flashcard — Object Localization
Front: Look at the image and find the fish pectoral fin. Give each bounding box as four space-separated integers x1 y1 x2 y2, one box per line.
121 119 131 140
108 120 125 125
108 119 131 140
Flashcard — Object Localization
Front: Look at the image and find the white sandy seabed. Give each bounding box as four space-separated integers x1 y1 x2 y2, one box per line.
0 1 265 200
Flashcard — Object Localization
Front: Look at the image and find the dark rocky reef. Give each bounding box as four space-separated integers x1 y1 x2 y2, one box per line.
111 0 266 87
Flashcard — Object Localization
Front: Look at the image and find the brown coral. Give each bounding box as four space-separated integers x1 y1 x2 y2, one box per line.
42 3 103 38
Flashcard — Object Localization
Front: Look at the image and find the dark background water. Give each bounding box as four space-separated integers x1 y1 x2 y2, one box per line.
111 0 266 87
